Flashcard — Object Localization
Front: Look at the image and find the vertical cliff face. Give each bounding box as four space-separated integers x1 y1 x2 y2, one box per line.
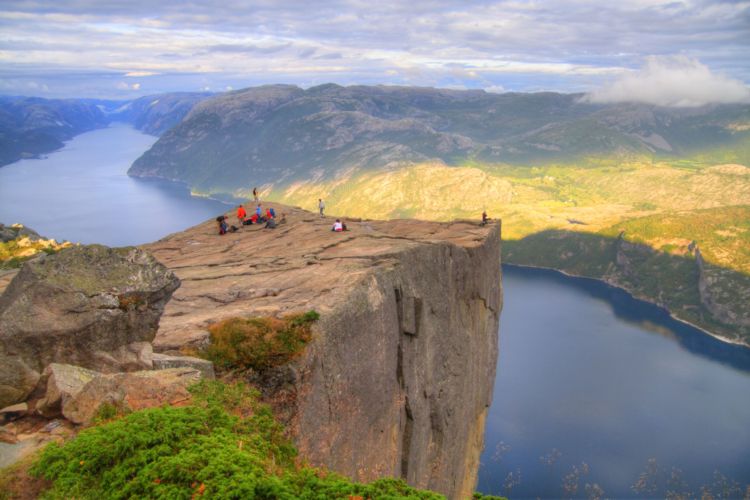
143 205 502 499
294 226 501 499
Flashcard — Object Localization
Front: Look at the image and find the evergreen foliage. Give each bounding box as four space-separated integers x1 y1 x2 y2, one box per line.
31 381 485 499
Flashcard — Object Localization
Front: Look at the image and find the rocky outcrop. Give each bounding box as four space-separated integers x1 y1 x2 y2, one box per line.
62 367 202 424
0 223 72 271
144 203 501 499
695 248 750 331
35 363 100 418
0 245 180 408
0 223 42 243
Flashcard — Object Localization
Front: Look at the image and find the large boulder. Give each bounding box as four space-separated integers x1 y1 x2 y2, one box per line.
0 245 180 408
62 367 202 424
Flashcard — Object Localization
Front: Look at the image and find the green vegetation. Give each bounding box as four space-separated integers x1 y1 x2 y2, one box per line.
203 311 320 372
0 237 70 270
29 380 493 500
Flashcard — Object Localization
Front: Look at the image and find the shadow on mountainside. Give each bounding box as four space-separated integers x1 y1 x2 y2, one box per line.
503 230 750 367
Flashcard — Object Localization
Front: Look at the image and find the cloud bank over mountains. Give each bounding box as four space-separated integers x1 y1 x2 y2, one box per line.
0 1 748 98
586 56 750 107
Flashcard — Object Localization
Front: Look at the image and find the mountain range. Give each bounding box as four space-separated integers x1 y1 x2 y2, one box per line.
0 92 211 167
126 84 750 196
2 85 749 343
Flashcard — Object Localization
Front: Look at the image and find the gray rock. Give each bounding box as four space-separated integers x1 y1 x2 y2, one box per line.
151 353 214 379
0 244 180 408
35 363 101 418
0 403 27 415
0 357 39 410
0 224 41 243
0 402 28 423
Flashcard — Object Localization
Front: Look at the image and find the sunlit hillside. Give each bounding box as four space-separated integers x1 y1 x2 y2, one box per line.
268 158 750 344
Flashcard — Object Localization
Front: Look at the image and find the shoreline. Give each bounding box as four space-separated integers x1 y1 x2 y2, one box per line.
126 171 238 206
503 262 750 350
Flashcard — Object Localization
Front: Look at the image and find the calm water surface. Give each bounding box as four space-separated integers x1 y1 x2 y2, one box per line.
478 265 750 498
0 123 230 246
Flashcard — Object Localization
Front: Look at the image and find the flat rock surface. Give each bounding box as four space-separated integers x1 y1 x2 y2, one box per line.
143 202 495 351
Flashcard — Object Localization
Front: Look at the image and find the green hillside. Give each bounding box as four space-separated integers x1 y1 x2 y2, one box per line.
267 159 750 345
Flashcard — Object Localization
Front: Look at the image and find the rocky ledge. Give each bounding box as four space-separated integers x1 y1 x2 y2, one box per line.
143 203 502 499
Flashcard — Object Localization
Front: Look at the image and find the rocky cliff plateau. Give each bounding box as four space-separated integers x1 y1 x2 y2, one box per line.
139 202 503 499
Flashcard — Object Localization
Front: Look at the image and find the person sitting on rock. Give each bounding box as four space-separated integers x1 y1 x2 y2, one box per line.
332 219 344 232
265 218 277 229
269 207 276 218
217 215 228 235
255 204 262 218
265 208 274 219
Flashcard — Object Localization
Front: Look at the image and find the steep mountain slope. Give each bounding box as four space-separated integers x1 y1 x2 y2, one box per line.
0 97 109 166
109 92 212 135
128 84 750 197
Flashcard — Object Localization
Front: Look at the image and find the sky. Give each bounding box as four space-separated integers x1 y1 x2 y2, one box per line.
1 0 749 105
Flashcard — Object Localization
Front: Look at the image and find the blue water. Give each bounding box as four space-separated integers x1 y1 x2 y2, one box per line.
478 265 750 498
0 123 230 246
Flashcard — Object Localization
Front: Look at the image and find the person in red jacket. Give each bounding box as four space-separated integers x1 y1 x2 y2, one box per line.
237 204 247 223
266 208 273 219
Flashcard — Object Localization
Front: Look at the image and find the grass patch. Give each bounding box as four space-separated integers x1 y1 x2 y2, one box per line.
0 452 50 500
28 380 484 500
203 311 320 372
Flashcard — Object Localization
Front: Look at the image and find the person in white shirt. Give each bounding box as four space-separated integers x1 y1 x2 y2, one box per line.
331 219 343 232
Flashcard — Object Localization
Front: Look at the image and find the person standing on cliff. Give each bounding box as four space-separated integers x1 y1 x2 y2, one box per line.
237 204 247 224
253 187 259 202
318 198 325 217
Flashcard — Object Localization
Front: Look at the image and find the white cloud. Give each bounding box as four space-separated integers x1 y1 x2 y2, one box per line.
115 81 141 90
484 85 505 94
585 56 750 107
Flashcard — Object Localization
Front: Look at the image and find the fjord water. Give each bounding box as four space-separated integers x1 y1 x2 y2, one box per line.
478 265 750 498
0 123 229 246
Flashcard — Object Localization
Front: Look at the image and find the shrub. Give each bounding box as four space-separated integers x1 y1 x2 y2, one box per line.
203 311 320 371
29 380 465 500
